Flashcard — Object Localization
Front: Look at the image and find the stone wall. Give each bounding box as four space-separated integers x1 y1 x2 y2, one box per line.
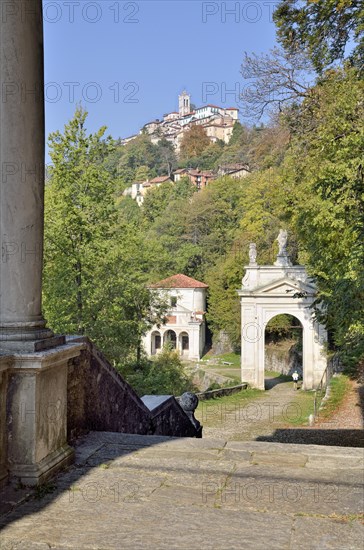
149 397 202 437
191 367 234 392
67 338 201 440
211 330 235 355
0 338 201 487
265 341 302 376
196 383 248 401
0 358 10 488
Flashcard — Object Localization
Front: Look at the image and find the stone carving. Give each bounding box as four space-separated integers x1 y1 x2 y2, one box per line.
277 229 288 256
249 243 257 265
275 229 292 267
179 392 201 432
242 271 250 288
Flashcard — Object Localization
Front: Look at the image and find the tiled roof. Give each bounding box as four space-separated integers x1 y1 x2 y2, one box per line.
149 274 208 289
188 170 215 177
149 176 172 184
220 163 249 171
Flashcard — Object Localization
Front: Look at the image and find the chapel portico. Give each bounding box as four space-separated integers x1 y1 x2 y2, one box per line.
144 274 208 361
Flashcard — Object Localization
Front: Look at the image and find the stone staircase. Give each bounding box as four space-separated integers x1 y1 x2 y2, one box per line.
67 337 201 440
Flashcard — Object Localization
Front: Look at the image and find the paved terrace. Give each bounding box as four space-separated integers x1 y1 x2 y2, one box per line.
1 433 363 549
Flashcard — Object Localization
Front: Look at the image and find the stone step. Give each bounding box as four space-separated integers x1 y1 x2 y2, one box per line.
1 433 363 550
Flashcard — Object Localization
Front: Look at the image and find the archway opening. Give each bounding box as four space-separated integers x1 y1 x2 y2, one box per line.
264 314 303 389
151 331 161 355
179 332 189 356
164 330 177 350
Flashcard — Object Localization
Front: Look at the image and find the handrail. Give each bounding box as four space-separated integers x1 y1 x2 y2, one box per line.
313 362 333 420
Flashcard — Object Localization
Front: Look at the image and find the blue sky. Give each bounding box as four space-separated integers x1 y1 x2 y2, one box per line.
44 0 279 147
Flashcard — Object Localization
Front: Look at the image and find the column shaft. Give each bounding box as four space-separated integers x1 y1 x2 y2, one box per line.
0 0 52 345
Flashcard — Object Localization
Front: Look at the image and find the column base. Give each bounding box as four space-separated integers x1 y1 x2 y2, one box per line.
0 335 66 353
5 342 83 487
241 367 265 389
9 445 74 487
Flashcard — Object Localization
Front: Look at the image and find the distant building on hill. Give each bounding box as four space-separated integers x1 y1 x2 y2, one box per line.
218 163 250 179
123 175 173 206
123 162 250 206
121 91 239 153
143 274 208 361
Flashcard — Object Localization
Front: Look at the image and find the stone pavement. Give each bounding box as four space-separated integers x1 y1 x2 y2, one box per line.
199 377 364 447
0 432 363 549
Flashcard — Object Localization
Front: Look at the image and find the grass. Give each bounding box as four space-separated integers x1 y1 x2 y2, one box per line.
196 352 321 428
195 387 264 428
200 352 241 368
201 354 293 381
318 374 351 418
278 389 316 426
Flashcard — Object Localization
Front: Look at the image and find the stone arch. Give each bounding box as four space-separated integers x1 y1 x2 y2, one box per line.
238 242 327 390
264 313 303 384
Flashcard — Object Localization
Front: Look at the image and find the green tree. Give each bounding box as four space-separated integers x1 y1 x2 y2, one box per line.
154 138 178 176
44 108 167 364
135 165 150 182
44 107 117 335
122 347 195 396
274 0 364 73
283 67 364 365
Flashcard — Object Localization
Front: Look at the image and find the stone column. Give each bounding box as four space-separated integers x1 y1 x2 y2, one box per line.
0 0 58 350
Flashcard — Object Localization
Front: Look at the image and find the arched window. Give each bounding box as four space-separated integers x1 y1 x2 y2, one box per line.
180 332 189 354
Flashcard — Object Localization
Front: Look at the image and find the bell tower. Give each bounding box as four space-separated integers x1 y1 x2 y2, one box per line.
179 90 191 116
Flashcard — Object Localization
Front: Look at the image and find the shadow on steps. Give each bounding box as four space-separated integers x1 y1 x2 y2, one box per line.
256 428 364 447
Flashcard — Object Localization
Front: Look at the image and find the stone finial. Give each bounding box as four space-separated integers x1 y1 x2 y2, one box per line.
274 229 292 267
179 392 201 431
248 243 258 266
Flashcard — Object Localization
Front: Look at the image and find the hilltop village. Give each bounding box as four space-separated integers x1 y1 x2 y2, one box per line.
122 91 249 204
122 91 239 150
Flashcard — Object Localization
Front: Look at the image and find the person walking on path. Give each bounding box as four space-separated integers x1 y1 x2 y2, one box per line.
292 370 299 390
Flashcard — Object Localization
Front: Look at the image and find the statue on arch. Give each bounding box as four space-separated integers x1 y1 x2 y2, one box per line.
277 229 288 256
275 229 292 267
249 243 258 265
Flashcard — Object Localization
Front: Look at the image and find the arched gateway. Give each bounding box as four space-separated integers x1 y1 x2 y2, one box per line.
238 234 327 390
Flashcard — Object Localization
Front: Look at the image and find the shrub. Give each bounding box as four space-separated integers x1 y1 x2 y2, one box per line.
118 347 196 396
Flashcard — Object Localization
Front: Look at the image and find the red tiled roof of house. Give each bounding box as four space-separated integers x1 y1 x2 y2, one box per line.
149 176 172 184
149 274 208 289
226 107 239 110
173 168 187 174
188 169 215 177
